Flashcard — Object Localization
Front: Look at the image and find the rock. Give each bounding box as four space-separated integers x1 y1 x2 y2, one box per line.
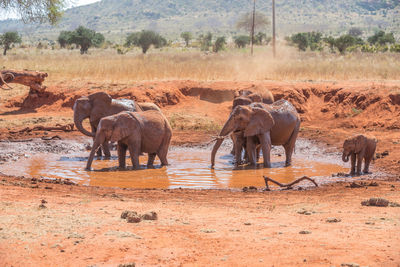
361 198 389 207
121 211 137 219
389 202 400 207
349 182 363 188
126 215 142 223
39 204 46 209
41 199 47 204
201 229 216 233
141 212 158 221
299 230 311 234
341 263 359 267
118 263 135 267
326 218 341 223
244 222 251 225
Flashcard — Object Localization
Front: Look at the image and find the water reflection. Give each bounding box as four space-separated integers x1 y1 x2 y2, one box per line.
0 148 348 189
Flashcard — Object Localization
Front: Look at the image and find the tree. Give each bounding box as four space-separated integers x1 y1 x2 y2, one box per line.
236 11 270 33
0 0 67 24
333 34 356 54
180 32 192 47
290 33 308 51
254 32 267 45
68 26 105 54
348 27 363 37
0 31 21 55
213 37 226 53
125 30 166 54
234 35 250 48
198 32 213 51
368 31 395 45
57 31 72 48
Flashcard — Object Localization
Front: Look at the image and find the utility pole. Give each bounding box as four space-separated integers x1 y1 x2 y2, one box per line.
251 0 256 55
272 0 276 58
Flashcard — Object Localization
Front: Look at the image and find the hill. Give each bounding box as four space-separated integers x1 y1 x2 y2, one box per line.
0 0 399 41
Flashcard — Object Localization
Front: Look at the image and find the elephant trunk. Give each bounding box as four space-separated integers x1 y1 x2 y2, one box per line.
211 117 235 168
342 152 349 162
74 110 94 137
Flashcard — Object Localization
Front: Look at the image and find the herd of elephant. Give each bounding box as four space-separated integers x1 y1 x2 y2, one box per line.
74 90 376 176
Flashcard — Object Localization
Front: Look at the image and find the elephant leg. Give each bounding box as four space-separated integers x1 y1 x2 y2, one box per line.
128 145 140 170
147 153 156 168
259 132 272 168
117 142 127 169
91 125 103 157
234 135 244 166
256 146 261 162
157 133 171 167
102 141 111 158
356 151 364 175
363 156 372 174
283 121 300 167
350 153 356 175
230 134 235 155
246 136 257 166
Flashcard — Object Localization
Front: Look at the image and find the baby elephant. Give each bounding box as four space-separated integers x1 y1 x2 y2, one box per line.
86 110 172 170
342 135 377 175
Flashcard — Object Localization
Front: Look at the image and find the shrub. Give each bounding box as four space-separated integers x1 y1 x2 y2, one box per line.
234 35 250 48
213 37 226 53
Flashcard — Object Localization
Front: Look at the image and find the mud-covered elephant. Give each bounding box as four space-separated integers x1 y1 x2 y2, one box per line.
86 110 172 170
73 91 160 157
342 135 377 175
234 88 274 106
211 100 300 168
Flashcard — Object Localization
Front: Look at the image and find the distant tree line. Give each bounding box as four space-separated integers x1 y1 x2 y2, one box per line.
287 28 399 54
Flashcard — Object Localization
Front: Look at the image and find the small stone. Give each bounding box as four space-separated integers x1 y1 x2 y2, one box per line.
41 199 47 204
244 222 251 225
201 229 216 233
326 218 341 223
141 212 158 221
126 215 142 223
361 198 389 207
121 211 137 219
389 202 400 207
118 264 135 267
44 186 52 190
341 263 359 267
39 204 46 209
299 231 311 235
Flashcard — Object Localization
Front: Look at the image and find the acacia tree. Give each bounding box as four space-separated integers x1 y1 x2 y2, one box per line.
68 26 105 54
0 31 21 55
0 0 67 24
57 30 72 48
180 32 192 47
125 30 166 54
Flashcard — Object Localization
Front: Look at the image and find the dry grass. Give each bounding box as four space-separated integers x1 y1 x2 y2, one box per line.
1 46 400 82
168 112 221 132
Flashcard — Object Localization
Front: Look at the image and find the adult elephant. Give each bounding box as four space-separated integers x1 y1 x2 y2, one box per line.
86 110 172 170
73 91 159 157
211 100 300 168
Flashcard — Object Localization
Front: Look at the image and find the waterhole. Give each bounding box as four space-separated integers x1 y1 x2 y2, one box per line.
0 141 348 189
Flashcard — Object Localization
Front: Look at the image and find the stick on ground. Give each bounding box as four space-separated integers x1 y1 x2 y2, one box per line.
263 176 318 191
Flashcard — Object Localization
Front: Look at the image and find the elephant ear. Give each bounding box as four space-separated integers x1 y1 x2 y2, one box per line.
244 107 275 137
354 135 366 153
88 92 112 106
110 112 138 142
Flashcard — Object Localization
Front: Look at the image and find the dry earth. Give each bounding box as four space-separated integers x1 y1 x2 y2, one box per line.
0 80 400 266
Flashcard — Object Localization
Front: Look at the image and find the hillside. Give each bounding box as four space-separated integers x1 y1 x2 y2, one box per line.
0 0 399 41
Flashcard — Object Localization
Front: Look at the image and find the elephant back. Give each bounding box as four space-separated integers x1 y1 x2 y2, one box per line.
112 99 141 112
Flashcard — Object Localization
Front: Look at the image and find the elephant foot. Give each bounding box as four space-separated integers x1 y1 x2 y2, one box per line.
263 163 272 168
363 170 371 174
118 166 126 170
284 162 291 167
147 164 155 169
85 167 92 171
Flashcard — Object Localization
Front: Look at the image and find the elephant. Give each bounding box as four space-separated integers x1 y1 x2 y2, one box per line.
86 110 172 170
342 135 377 175
234 88 274 105
73 91 160 157
211 99 301 168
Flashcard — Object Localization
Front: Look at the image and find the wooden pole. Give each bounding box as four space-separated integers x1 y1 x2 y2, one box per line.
272 0 276 58
251 0 256 55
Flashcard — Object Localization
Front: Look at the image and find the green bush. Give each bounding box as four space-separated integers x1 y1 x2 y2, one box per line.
390 44 400 53
125 30 166 53
213 37 226 53
234 35 250 48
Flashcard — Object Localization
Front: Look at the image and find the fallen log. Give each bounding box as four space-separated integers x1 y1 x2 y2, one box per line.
263 176 318 191
9 124 74 134
0 70 48 93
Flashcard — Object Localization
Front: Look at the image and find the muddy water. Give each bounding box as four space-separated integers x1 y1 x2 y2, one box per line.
0 145 348 189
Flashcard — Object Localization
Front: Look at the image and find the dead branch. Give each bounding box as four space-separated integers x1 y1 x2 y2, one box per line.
9 124 74 134
263 176 318 191
0 70 48 93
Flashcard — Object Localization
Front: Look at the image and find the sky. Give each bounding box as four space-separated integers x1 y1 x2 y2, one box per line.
0 0 101 20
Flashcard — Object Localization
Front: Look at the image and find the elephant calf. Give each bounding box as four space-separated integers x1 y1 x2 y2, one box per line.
342 135 377 175
86 110 172 170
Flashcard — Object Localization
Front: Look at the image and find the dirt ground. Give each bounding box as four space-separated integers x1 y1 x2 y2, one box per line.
1 80 400 266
